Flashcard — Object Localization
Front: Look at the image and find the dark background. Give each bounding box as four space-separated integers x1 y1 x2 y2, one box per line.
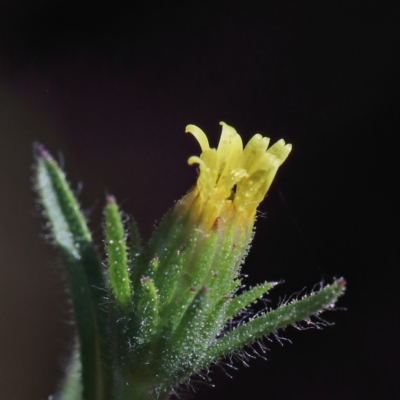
0 1 398 399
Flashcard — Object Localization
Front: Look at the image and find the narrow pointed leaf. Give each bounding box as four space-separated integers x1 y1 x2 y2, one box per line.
104 195 132 308
128 217 142 289
58 345 82 400
35 148 112 400
202 279 345 367
225 281 275 321
137 277 159 340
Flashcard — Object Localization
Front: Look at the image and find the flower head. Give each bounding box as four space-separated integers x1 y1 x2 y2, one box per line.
177 122 292 232
36 128 346 400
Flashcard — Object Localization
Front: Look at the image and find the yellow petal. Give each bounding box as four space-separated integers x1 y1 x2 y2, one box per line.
186 125 210 152
188 150 218 203
182 123 291 232
235 170 268 213
187 155 203 166
216 168 248 201
217 122 243 182
266 139 292 163
241 134 270 175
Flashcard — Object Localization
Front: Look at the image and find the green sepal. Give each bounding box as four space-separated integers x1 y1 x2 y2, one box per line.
35 148 112 400
142 255 159 281
150 214 191 299
165 232 219 330
163 286 208 374
128 217 142 290
225 281 275 322
130 212 187 307
145 212 188 274
104 195 132 308
206 227 249 310
203 279 345 366
137 277 159 340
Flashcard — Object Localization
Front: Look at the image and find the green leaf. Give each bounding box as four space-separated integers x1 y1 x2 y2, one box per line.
127 217 142 289
104 195 132 308
57 344 82 400
35 148 112 400
137 277 159 341
225 281 275 321
202 279 345 368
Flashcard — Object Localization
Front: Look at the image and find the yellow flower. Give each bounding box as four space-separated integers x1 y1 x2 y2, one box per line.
176 122 292 233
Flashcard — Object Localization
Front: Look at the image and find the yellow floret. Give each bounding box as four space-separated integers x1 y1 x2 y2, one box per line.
177 122 291 232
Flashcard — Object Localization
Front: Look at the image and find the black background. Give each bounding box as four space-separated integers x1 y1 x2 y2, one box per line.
0 1 398 399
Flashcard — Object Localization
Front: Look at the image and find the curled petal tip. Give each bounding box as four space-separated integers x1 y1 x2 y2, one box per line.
187 155 203 166
186 124 210 152
185 125 194 133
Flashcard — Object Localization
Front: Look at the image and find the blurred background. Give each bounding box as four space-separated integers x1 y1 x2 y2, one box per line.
0 1 398 399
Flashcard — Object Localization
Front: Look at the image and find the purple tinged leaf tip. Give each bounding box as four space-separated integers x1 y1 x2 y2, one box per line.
37 145 53 161
106 195 116 204
337 278 346 287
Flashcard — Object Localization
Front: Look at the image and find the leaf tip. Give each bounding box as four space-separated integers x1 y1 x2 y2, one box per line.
106 194 116 204
337 277 346 287
36 143 53 161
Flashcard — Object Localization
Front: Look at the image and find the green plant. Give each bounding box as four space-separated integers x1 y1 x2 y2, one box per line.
34 122 345 400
